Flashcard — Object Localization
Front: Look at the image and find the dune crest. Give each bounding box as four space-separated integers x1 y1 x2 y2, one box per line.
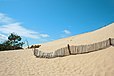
38 23 114 52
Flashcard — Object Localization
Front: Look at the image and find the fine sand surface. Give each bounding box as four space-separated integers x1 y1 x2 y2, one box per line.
0 23 114 76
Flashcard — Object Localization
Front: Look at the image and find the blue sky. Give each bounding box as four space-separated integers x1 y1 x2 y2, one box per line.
0 0 114 46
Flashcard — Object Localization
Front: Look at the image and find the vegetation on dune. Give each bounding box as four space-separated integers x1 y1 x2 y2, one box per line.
0 33 24 51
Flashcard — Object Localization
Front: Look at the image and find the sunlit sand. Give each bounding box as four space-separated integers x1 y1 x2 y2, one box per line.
0 23 114 76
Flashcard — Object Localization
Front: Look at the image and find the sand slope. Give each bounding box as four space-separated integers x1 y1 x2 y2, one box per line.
39 23 114 52
0 23 114 76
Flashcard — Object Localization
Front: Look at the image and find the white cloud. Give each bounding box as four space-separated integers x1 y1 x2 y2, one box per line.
0 13 14 24
60 29 71 38
63 29 71 34
40 34 50 38
0 33 7 41
0 23 38 38
0 13 50 39
0 23 49 39
0 33 7 39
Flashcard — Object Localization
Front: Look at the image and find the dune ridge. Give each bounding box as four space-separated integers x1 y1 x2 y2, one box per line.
38 23 114 52
0 23 114 76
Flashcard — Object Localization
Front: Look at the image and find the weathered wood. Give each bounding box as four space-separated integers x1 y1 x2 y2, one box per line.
34 38 113 58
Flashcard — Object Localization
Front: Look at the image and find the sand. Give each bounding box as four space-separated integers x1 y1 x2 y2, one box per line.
39 23 114 52
0 23 114 76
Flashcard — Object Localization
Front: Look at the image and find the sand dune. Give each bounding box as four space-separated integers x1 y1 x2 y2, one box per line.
0 23 114 76
39 23 114 52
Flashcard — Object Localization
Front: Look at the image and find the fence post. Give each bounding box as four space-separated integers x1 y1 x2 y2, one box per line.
109 38 112 45
67 44 71 55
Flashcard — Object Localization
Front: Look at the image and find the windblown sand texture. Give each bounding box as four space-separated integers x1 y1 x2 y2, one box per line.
0 23 114 76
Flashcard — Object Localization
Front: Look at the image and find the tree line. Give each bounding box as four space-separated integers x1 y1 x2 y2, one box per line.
0 33 24 51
